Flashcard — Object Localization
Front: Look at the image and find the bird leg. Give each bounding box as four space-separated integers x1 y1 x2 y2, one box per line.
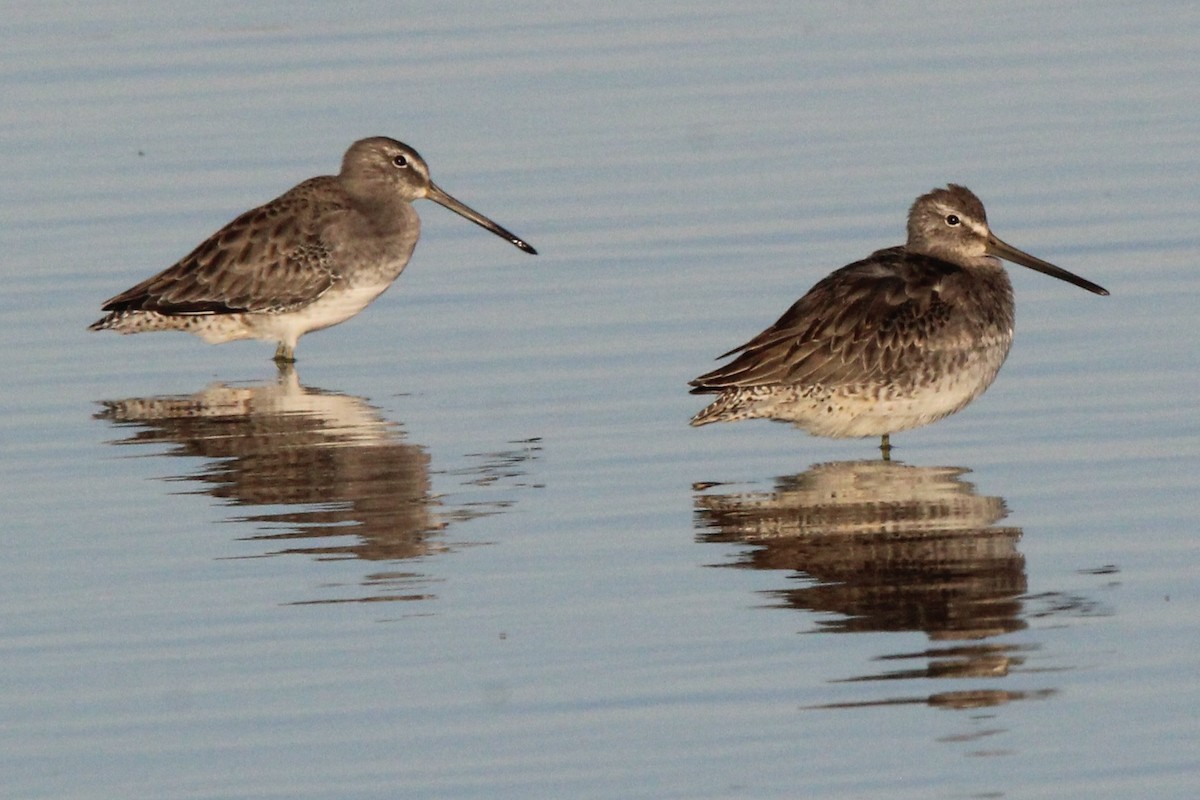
273 342 296 364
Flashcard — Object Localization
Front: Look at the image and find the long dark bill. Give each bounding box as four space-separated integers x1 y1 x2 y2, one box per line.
427 182 537 255
987 233 1107 296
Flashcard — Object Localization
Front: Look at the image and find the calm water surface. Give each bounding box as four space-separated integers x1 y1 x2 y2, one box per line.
3 2 1199 798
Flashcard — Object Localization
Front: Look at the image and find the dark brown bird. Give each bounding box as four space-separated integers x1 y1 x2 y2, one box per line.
689 185 1108 452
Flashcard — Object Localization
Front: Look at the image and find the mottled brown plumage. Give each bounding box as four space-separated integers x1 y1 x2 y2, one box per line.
91 137 536 362
98 187 343 317
690 185 1108 449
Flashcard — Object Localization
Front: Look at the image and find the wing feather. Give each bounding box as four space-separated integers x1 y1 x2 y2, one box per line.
690 247 965 393
100 178 347 316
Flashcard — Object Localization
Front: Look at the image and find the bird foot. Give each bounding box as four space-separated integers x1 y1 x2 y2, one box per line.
273 343 296 364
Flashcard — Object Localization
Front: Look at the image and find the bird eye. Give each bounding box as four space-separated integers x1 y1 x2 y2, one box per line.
945 214 960 226
392 155 409 168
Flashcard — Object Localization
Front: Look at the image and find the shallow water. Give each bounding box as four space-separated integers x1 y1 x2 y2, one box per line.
3 2 1199 798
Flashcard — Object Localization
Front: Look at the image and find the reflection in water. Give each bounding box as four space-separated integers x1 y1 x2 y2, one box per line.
96 368 540 604
695 460 1053 712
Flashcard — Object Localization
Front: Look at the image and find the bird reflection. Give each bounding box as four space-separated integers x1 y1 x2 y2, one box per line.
695 460 1047 710
96 367 539 604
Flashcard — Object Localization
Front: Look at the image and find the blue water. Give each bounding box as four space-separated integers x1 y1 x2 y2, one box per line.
3 2 1199 798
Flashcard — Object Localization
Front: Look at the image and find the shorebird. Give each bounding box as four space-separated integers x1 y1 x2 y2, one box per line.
90 137 536 362
689 184 1108 454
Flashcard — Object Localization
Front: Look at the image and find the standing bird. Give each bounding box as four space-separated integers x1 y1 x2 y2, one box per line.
90 137 536 363
689 185 1108 454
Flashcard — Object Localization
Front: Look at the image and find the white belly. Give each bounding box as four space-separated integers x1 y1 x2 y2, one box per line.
192 282 392 347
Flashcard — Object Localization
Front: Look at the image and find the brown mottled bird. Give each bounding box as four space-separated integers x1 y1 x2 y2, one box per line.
689 185 1108 452
90 137 536 362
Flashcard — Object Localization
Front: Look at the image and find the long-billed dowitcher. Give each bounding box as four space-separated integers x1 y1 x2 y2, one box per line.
689 184 1108 453
90 137 536 363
